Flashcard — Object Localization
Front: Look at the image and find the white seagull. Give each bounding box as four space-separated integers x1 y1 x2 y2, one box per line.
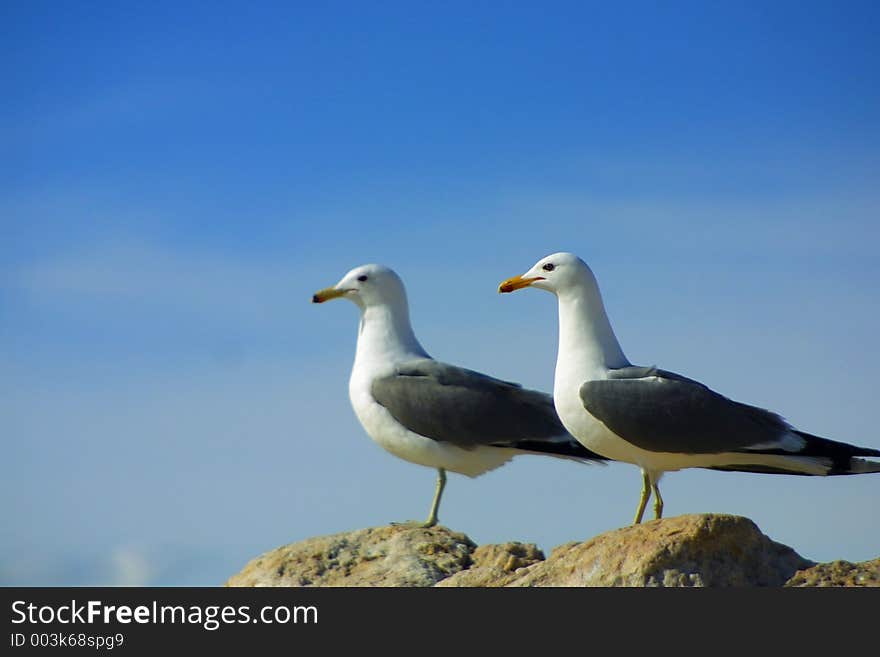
499 252 880 525
312 263 608 527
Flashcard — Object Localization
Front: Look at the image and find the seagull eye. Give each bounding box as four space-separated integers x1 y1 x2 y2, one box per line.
542 263 555 272
357 275 368 282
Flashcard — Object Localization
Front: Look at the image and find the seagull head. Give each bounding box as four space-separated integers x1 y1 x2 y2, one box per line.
312 264 408 310
498 252 592 296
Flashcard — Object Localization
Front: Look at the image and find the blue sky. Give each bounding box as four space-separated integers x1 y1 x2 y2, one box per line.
2 1 879 585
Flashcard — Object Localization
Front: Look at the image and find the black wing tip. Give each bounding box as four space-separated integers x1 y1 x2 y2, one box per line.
504 438 611 463
792 429 880 457
746 430 880 475
706 465 820 476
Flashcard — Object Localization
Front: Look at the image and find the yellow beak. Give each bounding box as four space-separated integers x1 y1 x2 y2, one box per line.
312 287 349 303
498 274 544 293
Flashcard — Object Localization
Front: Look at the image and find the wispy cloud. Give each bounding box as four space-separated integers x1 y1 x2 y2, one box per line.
491 186 880 262
8 240 315 334
2 77 219 149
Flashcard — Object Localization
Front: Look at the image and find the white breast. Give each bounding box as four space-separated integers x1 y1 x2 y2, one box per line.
554 368 636 462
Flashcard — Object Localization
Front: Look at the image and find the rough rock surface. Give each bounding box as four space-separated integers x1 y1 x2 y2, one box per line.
226 525 474 587
227 513 877 587
436 542 545 587
503 514 812 586
785 558 880 587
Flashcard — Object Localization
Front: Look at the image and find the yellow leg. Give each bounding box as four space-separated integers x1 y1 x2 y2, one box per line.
651 479 664 519
632 470 651 525
391 468 447 528
423 468 446 528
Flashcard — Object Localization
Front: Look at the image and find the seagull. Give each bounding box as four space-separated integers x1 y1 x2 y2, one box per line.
312 263 609 527
499 252 880 525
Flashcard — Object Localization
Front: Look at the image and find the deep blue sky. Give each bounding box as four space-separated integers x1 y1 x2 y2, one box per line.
2 1 879 585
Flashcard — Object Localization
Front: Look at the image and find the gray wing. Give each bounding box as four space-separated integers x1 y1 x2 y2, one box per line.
579 366 791 454
371 359 581 451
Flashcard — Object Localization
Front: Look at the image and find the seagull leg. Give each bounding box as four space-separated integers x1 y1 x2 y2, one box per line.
390 468 446 528
422 468 446 528
651 478 664 520
632 470 652 525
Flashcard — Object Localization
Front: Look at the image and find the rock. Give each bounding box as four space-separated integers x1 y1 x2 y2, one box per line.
227 513 880 587
503 514 813 587
785 558 880 587
436 542 545 587
225 525 474 587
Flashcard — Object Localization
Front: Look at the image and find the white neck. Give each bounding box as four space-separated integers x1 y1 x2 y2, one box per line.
555 282 629 383
353 302 429 369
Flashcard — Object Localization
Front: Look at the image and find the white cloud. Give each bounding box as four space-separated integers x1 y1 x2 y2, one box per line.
14 241 292 314
4 240 346 363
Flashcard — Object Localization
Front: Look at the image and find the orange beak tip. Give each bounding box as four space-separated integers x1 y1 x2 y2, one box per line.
498 275 542 293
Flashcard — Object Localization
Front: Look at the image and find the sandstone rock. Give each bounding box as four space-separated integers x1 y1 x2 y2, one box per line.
225 525 474 587
436 542 545 587
503 514 813 587
227 514 880 587
785 558 880 587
